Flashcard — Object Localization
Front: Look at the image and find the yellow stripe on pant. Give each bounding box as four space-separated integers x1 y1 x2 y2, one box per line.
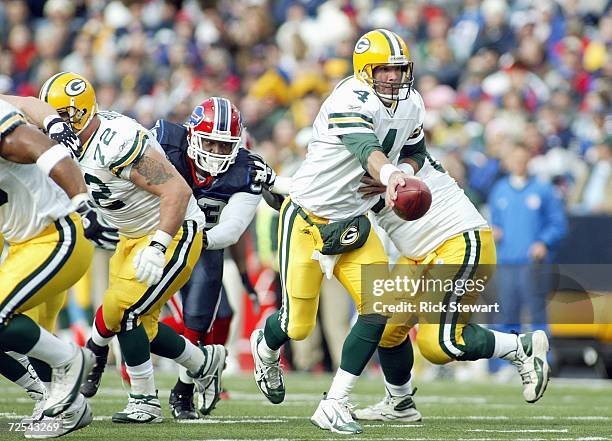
277 198 388 341
380 229 496 364
101 221 202 341
0 213 93 328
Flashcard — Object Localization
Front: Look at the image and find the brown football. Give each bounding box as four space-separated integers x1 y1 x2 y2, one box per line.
392 178 432 221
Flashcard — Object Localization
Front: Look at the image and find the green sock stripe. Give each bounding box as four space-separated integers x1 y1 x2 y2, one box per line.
117 324 150 367
456 324 495 360
0 351 29 382
150 322 186 359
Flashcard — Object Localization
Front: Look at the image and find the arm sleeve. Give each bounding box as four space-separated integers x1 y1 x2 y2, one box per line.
537 185 568 247
399 136 427 170
206 192 261 250
340 132 384 171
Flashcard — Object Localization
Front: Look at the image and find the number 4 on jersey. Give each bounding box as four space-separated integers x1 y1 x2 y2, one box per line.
353 90 370 103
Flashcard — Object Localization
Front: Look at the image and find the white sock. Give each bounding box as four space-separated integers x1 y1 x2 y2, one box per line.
173 337 205 372
384 378 413 397
327 368 358 400
25 329 75 367
178 365 194 385
126 359 156 396
91 324 113 347
257 333 280 363
491 330 519 360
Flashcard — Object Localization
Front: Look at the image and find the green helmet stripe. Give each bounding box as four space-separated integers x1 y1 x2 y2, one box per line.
40 71 68 102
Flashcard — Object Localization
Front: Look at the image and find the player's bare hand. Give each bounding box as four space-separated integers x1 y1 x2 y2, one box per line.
385 172 411 207
358 175 385 198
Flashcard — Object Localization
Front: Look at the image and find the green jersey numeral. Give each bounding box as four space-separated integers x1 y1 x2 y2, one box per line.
84 173 126 210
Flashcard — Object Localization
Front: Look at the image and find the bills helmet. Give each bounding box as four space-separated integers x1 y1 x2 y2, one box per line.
187 97 243 176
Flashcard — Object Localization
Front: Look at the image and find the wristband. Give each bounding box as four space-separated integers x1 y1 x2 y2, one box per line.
379 163 401 186
36 144 71 176
398 162 415 176
70 193 90 210
152 230 173 248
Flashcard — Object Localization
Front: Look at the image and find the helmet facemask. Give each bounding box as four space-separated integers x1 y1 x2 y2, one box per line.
187 130 241 177
363 61 414 105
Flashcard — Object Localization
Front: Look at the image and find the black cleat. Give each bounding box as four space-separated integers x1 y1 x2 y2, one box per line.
169 388 198 420
80 339 109 398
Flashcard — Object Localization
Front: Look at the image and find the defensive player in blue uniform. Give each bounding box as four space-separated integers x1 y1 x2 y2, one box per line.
153 97 273 419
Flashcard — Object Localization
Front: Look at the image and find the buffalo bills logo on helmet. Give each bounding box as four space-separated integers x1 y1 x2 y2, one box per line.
189 105 205 127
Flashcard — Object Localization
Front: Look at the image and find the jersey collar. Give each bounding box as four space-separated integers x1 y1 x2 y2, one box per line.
187 156 213 187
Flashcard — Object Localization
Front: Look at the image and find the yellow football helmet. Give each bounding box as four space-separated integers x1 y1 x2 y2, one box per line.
39 72 97 134
353 29 414 104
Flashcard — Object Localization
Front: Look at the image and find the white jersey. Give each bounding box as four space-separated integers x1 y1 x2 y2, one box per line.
0 100 73 243
291 76 426 220
374 158 488 260
78 111 204 237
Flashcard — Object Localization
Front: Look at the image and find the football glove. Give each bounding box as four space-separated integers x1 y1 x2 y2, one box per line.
75 200 119 250
248 156 276 189
133 243 166 286
44 115 82 158
240 271 260 314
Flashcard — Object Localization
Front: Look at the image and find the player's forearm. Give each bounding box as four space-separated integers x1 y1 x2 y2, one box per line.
0 95 58 128
367 150 396 183
157 186 191 237
49 159 88 199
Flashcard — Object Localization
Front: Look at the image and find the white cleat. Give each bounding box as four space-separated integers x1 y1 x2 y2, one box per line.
310 394 363 435
353 391 422 422
512 330 551 403
25 393 93 438
43 346 94 418
189 344 227 416
112 394 163 424
250 329 285 404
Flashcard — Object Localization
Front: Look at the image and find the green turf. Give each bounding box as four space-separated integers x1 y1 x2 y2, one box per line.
1 369 611 440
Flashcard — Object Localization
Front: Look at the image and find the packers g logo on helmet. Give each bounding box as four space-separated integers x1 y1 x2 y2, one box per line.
353 29 414 104
39 72 97 135
354 37 371 54
65 78 87 97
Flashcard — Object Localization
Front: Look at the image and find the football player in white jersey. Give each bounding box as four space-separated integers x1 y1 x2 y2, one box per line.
0 97 97 436
12 72 227 424
352 146 550 421
250 29 425 435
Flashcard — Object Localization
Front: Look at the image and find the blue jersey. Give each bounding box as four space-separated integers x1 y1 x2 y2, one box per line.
153 119 263 230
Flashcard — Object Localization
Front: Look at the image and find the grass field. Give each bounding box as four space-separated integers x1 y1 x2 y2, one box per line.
1 369 611 440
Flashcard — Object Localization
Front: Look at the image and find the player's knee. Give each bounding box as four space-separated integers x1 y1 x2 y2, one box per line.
287 322 315 341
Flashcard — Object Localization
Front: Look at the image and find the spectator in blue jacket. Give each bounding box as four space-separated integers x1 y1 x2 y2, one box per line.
488 143 567 334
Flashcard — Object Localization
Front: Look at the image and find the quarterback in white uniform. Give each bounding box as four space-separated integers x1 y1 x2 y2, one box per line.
0 97 97 436
11 72 227 424
251 29 425 435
